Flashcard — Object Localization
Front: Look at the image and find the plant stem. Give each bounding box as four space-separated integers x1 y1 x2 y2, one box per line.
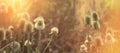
42 35 54 53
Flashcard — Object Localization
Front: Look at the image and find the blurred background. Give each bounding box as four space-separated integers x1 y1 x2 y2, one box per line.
0 0 120 53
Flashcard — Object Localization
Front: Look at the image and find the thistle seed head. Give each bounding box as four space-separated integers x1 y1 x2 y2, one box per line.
91 11 100 21
34 16 45 30
50 27 59 35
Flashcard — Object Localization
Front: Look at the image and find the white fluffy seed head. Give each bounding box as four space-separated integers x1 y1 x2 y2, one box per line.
34 16 45 30
24 21 34 33
50 27 59 35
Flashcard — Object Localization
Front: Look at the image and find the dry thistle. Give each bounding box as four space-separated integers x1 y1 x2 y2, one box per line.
49 27 59 35
91 11 100 21
42 27 59 53
34 16 45 30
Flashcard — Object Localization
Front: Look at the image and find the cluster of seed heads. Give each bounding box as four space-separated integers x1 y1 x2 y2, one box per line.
0 12 59 53
84 11 100 29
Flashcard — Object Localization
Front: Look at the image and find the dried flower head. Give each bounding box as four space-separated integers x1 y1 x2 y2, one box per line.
92 21 100 29
84 14 92 25
49 27 59 35
34 16 45 30
24 21 34 33
91 11 100 21
80 44 88 52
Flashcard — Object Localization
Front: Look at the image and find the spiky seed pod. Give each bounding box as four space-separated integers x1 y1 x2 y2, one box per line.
91 11 100 21
49 27 59 35
34 16 45 30
80 44 88 52
0 27 5 40
24 21 34 33
92 21 100 29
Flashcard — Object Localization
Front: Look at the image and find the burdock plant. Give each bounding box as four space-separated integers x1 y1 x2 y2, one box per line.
42 27 59 53
34 16 45 53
